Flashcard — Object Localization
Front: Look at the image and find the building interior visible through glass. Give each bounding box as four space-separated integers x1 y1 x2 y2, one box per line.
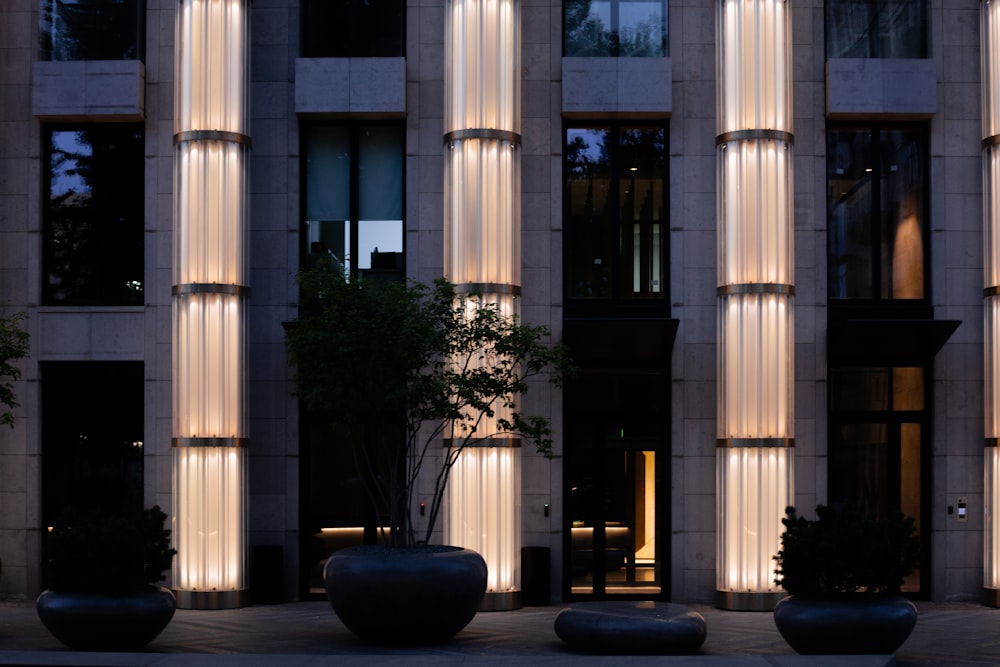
827 127 926 300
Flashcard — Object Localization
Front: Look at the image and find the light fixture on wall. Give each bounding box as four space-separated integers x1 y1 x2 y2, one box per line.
982 0 1000 608
715 0 794 611
172 0 251 610
443 0 522 611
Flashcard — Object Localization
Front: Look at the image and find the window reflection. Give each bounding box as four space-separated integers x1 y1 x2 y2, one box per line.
565 0 666 57
304 125 404 279
827 125 927 301
40 0 144 61
826 0 927 59
565 125 666 302
44 125 144 306
302 0 404 58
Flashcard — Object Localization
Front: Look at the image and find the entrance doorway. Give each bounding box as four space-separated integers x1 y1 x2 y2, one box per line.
563 366 667 598
828 366 929 595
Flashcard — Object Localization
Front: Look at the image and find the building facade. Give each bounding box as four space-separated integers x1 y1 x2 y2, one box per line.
0 0 988 606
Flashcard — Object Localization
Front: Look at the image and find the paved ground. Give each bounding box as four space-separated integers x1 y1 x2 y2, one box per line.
1 598 998 666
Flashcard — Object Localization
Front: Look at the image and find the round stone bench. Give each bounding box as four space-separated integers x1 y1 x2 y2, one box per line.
554 601 707 655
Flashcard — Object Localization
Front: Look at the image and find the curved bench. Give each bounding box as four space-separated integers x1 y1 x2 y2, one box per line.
554 601 706 655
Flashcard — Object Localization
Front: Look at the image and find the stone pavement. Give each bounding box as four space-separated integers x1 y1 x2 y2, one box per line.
1 599 997 666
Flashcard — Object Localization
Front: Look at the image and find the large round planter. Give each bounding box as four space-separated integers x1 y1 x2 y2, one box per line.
773 594 917 655
36 586 176 650
324 544 487 646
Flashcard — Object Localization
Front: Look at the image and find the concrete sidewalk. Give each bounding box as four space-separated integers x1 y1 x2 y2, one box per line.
0 599 996 666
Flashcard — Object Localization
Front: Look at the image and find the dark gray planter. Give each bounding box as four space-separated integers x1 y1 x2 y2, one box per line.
36 586 176 650
773 594 917 655
324 544 487 646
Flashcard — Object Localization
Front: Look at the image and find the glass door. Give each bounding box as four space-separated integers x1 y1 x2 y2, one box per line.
564 367 666 598
829 367 929 595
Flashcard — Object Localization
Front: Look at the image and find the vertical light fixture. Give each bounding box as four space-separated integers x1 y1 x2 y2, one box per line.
982 0 1000 608
715 0 794 611
443 0 522 610
172 0 251 610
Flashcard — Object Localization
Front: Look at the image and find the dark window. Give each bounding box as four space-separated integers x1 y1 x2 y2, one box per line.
41 361 144 526
826 0 927 59
303 124 405 280
564 124 667 311
43 125 145 306
302 0 404 57
827 124 928 306
564 0 667 57
40 0 145 61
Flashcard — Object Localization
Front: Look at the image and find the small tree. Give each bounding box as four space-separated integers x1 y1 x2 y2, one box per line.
0 312 30 428
285 257 571 547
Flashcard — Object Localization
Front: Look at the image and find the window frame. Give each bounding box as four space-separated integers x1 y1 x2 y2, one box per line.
563 0 668 58
563 121 669 318
825 0 929 60
300 122 406 280
42 123 146 307
826 121 931 320
39 0 147 62
301 0 405 58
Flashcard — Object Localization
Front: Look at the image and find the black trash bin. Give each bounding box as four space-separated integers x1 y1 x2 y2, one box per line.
521 546 551 606
251 545 284 605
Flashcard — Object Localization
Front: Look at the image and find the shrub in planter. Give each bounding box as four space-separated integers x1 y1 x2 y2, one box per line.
772 504 920 655
36 505 178 650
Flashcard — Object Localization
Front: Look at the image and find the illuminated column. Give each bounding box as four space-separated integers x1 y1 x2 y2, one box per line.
171 0 250 610
715 0 794 611
983 0 1000 608
443 0 522 610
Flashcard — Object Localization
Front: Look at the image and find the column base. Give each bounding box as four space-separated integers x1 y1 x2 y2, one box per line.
479 590 522 611
174 588 250 610
715 589 784 611
984 587 1000 608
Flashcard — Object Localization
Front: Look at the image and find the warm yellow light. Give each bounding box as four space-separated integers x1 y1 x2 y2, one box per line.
444 139 521 287
446 446 521 594
445 0 519 133
175 141 248 286
175 0 248 134
716 447 791 594
173 447 247 592
717 0 791 134
718 292 793 438
173 0 250 609
717 140 793 285
173 293 247 438
715 0 794 609
984 0 1000 138
985 0 1000 601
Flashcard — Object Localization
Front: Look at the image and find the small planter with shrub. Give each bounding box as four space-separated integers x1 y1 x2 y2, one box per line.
36 505 178 650
772 504 920 655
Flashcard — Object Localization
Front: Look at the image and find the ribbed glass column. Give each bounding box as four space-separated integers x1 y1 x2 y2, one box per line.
983 0 1000 608
715 0 794 611
172 0 251 610
443 0 522 611
446 446 522 598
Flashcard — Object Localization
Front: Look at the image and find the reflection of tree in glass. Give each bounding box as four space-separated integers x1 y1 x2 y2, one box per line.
45 127 144 305
618 128 666 173
565 0 613 56
565 0 663 57
40 0 139 61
